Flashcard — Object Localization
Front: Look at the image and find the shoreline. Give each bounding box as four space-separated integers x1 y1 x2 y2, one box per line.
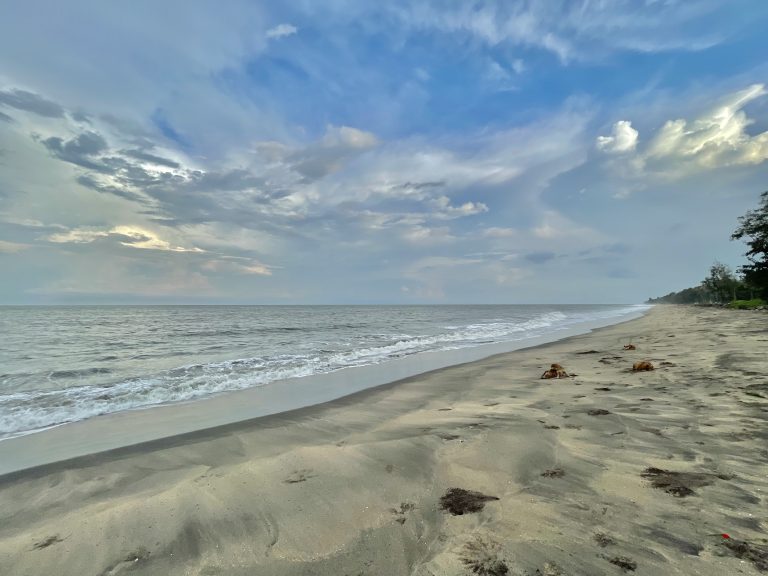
0 306 648 477
1 305 766 575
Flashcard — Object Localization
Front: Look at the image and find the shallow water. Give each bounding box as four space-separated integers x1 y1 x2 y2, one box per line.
0 304 649 439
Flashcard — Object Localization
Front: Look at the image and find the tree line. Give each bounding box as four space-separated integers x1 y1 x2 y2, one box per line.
647 191 768 307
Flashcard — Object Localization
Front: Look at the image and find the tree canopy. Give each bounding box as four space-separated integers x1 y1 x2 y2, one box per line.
732 191 768 297
649 191 768 304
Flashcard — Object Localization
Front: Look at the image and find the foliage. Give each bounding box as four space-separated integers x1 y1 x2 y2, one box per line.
726 299 766 310
702 261 741 303
646 285 710 304
732 191 768 297
649 191 768 304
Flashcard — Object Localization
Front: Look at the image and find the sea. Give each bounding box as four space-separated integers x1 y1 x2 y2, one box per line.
0 304 649 441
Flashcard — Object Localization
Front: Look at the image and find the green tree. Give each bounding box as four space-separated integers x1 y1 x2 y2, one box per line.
732 191 768 297
702 261 740 303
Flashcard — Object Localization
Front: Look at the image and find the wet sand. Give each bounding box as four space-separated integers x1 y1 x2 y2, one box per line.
1 305 766 575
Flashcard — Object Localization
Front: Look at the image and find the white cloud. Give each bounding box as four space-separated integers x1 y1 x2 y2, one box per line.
430 196 488 219
645 84 768 170
596 120 638 154
401 225 455 245
388 1 725 63
321 125 378 149
482 227 518 238
48 225 204 253
266 23 298 40
202 258 272 276
600 84 768 183
0 240 30 253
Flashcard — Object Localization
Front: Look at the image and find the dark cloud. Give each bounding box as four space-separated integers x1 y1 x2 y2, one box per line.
121 148 180 169
288 147 366 181
187 169 265 192
396 181 445 191
0 89 65 118
42 131 109 169
525 251 557 264
70 110 91 123
76 174 149 204
0 110 13 123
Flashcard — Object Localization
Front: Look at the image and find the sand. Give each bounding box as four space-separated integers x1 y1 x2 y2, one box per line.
0 305 766 575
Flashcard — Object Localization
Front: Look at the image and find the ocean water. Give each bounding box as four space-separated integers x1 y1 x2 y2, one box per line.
0 304 648 440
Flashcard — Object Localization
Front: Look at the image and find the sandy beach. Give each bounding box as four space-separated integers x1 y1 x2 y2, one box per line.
1 305 767 575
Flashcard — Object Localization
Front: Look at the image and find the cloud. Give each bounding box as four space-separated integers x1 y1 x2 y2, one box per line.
525 251 557 264
596 120 638 154
0 240 30 253
48 225 204 253
266 23 298 40
202 257 272 276
429 196 488 219
645 84 768 172
0 88 65 118
598 84 768 182
481 227 517 238
287 125 379 180
41 131 109 169
387 0 727 63
121 148 180 169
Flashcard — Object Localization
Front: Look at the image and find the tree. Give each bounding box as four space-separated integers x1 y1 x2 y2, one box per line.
702 261 740 303
732 191 768 297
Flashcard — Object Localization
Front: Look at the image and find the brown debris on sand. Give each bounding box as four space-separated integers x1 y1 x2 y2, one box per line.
541 467 565 478
632 361 654 372
640 467 714 497
607 556 637 572
623 344 636 350
587 408 611 416
439 488 499 515
722 537 768 571
537 560 564 575
594 532 615 547
460 535 509 576
541 363 569 379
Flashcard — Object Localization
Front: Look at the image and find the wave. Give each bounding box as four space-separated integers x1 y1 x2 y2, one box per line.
0 306 648 439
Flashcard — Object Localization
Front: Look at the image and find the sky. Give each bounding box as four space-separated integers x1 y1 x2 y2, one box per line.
1 1 767 304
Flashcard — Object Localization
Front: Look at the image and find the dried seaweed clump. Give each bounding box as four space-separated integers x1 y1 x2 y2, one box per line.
640 467 713 497
608 556 637 572
722 538 768 571
632 361 654 372
541 363 569 379
439 488 499 515
460 535 509 576
594 532 616 547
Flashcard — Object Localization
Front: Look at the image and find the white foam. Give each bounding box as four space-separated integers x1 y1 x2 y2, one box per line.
0 306 649 439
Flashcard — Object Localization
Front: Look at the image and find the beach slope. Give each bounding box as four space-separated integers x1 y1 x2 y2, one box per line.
1 306 766 575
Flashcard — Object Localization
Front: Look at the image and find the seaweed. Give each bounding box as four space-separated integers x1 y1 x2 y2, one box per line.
439 488 499 515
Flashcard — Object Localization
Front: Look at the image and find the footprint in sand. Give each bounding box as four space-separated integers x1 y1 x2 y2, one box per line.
389 502 415 524
284 469 317 484
32 535 64 550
